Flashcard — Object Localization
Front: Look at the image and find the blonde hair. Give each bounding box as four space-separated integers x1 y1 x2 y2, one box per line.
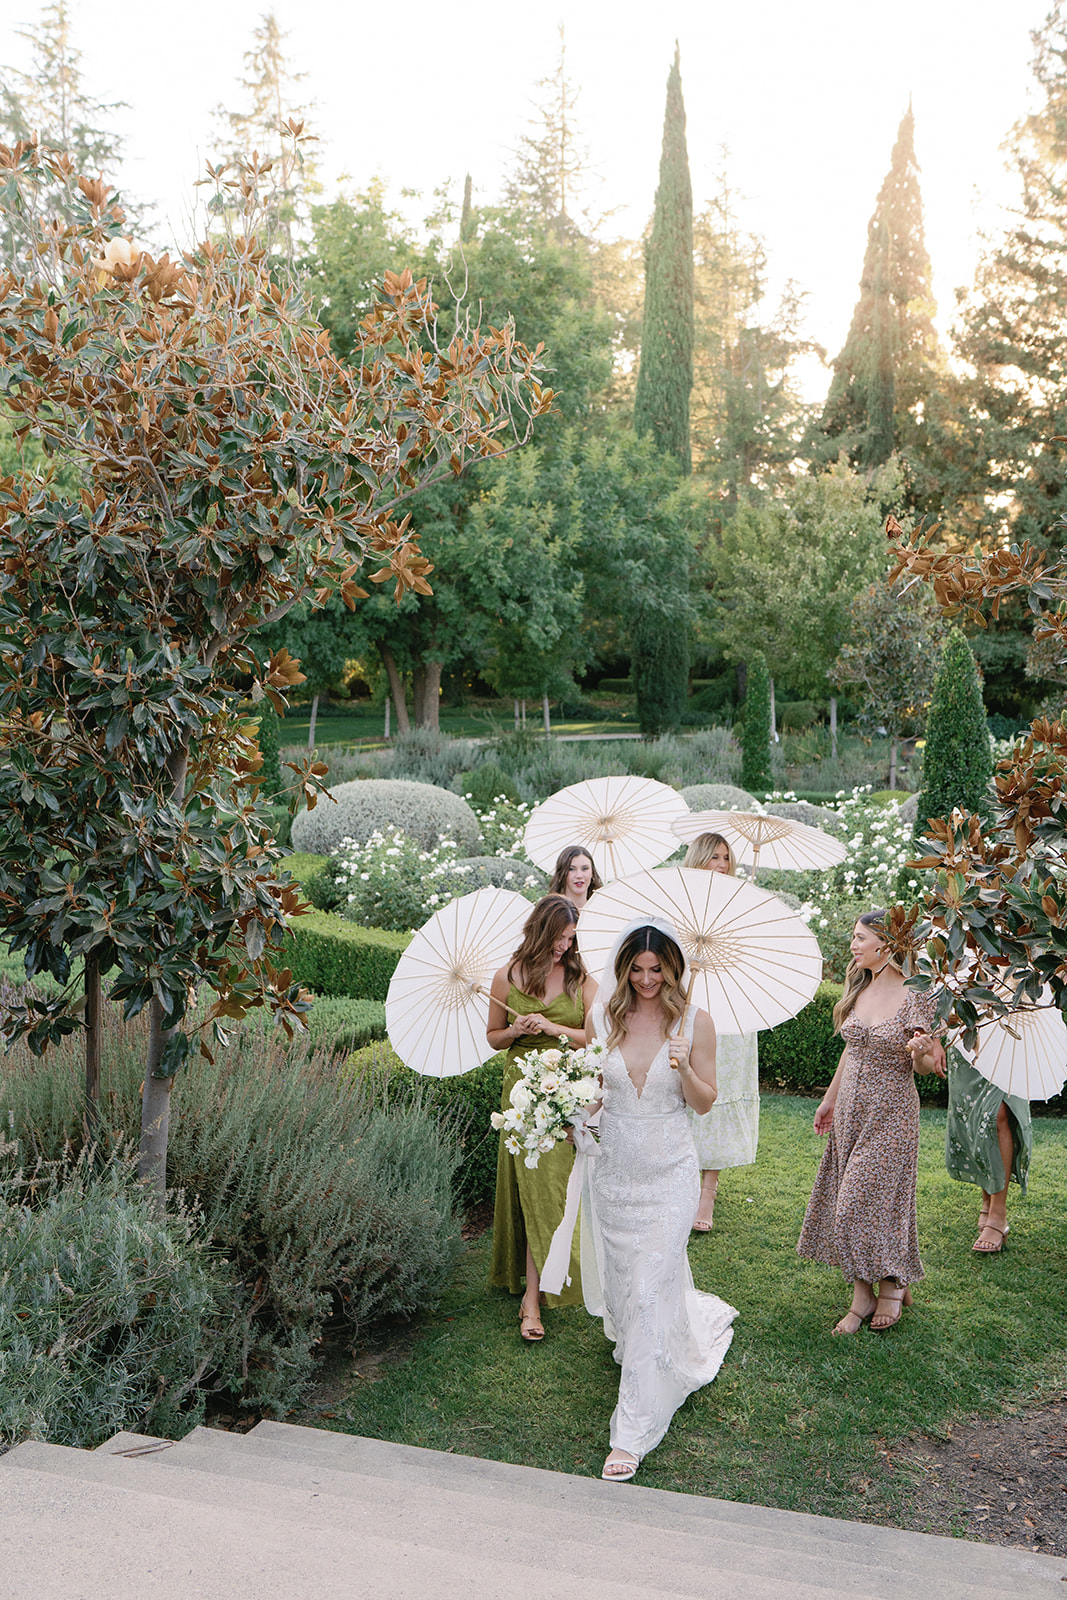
683 832 736 874
548 845 603 900
832 909 899 1033
605 926 687 1050
508 895 586 1002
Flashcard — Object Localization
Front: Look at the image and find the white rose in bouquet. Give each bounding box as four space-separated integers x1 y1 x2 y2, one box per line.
539 1049 564 1068
509 1081 533 1113
539 1072 561 1094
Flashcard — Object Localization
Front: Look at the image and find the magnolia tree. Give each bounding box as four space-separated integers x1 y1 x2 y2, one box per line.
883 520 1067 1048
0 133 550 1200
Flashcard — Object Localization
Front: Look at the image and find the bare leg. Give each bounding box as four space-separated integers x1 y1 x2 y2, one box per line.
975 1104 1013 1252
519 1241 544 1338
693 1169 719 1231
832 1279 877 1335
871 1276 913 1330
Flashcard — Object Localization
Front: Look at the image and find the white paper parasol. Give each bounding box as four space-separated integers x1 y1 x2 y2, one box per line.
576 866 823 1035
385 886 532 1078
523 775 690 883
671 809 848 880
972 992 1067 1102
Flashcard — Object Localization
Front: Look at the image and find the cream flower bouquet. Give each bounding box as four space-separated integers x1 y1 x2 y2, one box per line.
491 1040 606 1168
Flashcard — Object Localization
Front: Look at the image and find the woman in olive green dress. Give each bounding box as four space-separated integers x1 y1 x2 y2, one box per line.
487 895 598 1340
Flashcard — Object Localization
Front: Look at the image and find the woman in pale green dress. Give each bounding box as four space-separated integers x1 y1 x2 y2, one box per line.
946 1042 1031 1252
487 895 598 1339
683 833 760 1231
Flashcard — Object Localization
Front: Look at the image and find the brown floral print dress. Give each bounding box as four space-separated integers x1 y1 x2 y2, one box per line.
797 989 938 1286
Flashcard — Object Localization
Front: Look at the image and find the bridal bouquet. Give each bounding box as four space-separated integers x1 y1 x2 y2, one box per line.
491 1040 606 1168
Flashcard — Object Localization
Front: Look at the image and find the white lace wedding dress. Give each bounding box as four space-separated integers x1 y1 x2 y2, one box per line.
581 1003 737 1463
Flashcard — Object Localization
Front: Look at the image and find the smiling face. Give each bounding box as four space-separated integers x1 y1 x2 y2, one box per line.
708 841 732 875
850 920 887 971
552 923 577 961
628 950 664 1001
566 854 594 898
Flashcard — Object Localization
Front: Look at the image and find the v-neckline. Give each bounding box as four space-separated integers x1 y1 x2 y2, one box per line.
852 991 909 1031
617 1038 666 1101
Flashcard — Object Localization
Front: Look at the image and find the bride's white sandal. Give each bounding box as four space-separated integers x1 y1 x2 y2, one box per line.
601 1450 639 1481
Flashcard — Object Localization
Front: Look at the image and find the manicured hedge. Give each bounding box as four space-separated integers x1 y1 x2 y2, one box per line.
347 1041 505 1210
304 997 387 1053
282 910 408 1002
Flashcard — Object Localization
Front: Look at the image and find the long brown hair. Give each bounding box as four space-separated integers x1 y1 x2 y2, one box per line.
683 832 736 874
832 908 898 1033
508 895 586 1001
605 926 687 1049
548 844 603 900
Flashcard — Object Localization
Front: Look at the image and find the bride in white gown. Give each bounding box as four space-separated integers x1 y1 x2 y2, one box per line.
581 920 737 1482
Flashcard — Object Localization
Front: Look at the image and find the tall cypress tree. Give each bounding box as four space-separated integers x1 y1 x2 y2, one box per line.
813 105 942 484
633 45 694 473
915 627 993 833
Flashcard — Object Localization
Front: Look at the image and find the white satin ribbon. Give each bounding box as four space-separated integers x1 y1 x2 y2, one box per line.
539 1106 601 1296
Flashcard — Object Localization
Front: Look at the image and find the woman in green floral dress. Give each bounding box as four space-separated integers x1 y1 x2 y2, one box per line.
946 1043 1031 1253
487 896 598 1339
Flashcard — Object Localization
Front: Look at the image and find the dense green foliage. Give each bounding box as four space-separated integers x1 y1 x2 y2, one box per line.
915 627 993 833
0 1152 224 1447
0 1015 462 1421
740 651 773 793
633 47 694 473
630 607 689 736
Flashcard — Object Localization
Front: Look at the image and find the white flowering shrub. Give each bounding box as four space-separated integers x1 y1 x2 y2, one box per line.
461 792 536 858
290 779 481 856
765 788 924 980
332 829 544 933
681 782 761 812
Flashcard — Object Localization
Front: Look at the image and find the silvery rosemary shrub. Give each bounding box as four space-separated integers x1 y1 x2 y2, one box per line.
291 778 481 856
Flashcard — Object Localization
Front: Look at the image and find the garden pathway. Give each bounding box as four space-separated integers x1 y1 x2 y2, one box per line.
1 1420 1064 1598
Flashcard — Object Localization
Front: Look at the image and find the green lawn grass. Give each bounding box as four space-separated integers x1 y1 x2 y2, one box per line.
328 1094 1067 1522
281 708 641 746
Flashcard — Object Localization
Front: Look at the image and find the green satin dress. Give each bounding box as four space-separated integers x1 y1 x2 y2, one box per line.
946 1044 1031 1194
488 982 585 1308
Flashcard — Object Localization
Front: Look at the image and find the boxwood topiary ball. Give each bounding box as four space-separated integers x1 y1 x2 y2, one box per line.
291 779 482 856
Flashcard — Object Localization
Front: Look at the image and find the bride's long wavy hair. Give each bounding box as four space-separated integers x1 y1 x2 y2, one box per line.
508 895 586 1001
832 908 900 1033
604 926 687 1049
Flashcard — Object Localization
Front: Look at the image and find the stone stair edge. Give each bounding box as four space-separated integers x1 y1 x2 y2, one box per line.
0 1447 896 1600
242 1420 1067 1584
22 1424 1064 1596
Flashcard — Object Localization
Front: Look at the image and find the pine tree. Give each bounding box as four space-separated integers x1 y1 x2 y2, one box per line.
813 105 942 488
0 1 130 268
915 628 993 833
503 24 590 242
741 651 773 795
212 12 317 256
693 160 815 509
633 45 694 473
948 2 1067 556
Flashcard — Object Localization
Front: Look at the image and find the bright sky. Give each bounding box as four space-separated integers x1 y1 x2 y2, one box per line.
0 0 1051 394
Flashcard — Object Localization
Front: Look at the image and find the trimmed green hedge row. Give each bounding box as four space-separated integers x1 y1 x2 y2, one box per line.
282 910 409 1002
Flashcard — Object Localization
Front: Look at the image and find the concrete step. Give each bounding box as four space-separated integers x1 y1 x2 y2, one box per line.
243 1420 1067 1594
0 1454 674 1600
2 1427 1062 1600
1 1437 882 1600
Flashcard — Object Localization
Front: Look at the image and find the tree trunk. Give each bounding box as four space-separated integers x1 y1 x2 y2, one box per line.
521 699 527 728
412 661 442 730
307 691 319 750
829 695 838 759
514 699 520 730
889 737 899 790
377 642 410 734
84 952 101 1148
769 677 778 744
542 693 551 735
383 696 390 740
139 997 174 1215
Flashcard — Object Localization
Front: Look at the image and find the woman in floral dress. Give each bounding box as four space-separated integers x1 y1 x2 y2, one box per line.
797 910 945 1332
